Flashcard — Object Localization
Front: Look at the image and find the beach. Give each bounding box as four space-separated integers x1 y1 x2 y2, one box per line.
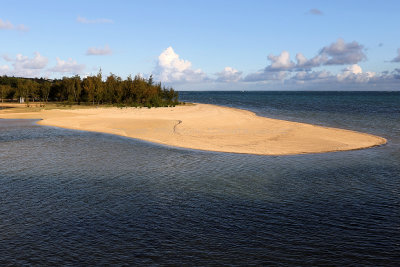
0 103 386 155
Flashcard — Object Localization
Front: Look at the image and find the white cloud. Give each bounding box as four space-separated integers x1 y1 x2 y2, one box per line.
245 38 368 82
158 47 191 72
14 52 48 69
345 64 362 75
0 52 48 77
0 18 29 31
296 53 307 66
337 64 375 82
244 51 302 81
290 64 376 84
266 51 295 71
86 45 112 55
295 53 327 69
215 67 242 82
77 16 113 24
154 46 206 82
289 64 377 84
49 57 85 74
0 53 89 78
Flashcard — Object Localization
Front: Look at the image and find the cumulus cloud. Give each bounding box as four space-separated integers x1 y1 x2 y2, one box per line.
295 53 307 66
391 48 400 62
294 39 366 69
0 18 29 31
337 64 375 82
215 67 242 82
49 57 85 74
86 45 112 55
153 46 206 82
77 16 113 24
266 51 295 71
308 8 323 15
14 52 48 69
244 51 297 82
0 52 48 77
299 39 366 68
245 51 310 81
320 38 366 65
295 53 327 69
245 38 367 82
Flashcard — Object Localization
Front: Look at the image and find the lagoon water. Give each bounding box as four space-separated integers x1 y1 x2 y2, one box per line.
1 92 399 265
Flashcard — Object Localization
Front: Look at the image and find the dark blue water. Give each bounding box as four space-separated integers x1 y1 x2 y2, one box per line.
1 92 399 266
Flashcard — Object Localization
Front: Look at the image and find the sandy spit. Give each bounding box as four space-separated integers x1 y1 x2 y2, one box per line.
0 103 387 155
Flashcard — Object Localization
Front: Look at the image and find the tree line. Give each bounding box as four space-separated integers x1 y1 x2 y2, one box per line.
0 72 179 107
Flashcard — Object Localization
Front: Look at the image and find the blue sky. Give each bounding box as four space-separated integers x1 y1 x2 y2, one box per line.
1 0 399 90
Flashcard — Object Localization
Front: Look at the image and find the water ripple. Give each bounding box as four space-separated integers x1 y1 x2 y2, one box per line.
1 92 400 265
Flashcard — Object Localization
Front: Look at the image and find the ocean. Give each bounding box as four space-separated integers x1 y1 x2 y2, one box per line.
1 91 399 265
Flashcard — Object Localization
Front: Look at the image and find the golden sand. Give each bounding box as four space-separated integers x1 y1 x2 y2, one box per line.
0 103 386 155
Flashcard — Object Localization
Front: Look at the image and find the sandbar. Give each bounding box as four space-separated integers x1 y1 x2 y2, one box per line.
0 103 386 155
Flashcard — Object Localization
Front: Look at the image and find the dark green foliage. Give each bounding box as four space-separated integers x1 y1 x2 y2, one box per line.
0 71 179 107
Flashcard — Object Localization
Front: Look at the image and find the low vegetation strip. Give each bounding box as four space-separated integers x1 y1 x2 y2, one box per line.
0 71 179 107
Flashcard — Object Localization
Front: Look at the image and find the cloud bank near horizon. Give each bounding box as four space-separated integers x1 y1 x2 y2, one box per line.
1 41 399 90
150 40 399 89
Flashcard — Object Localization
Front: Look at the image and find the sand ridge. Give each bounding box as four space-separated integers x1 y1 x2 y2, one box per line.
0 103 387 155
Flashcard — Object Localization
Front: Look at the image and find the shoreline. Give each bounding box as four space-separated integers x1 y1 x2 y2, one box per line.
0 103 387 155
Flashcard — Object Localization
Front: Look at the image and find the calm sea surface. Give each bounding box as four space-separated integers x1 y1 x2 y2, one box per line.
1 91 399 266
